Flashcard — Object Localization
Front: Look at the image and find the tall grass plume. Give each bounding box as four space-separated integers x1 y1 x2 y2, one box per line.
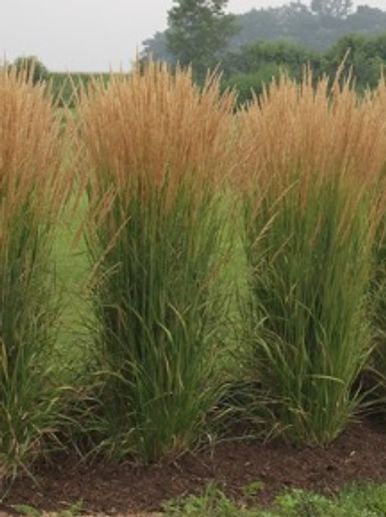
236 71 386 445
0 65 72 481
76 62 235 462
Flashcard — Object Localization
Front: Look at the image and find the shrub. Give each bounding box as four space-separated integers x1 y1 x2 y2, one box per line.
76 62 235 462
222 64 286 106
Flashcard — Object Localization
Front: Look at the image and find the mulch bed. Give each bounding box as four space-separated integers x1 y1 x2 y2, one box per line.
5 418 386 515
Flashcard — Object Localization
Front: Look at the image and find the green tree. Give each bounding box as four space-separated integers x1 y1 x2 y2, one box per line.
142 31 175 64
12 56 49 84
311 0 353 19
222 40 321 76
221 40 323 105
324 33 385 90
222 64 285 105
167 0 237 77
144 4 386 61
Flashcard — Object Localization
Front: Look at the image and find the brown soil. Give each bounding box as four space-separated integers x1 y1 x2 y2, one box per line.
5 418 386 515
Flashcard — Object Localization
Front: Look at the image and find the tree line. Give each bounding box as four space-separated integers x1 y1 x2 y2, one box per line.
144 0 386 103
144 0 386 70
9 0 386 106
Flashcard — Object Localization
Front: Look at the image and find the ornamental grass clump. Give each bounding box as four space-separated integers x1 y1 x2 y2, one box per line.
76 62 235 463
0 66 72 480
237 72 386 445
366 79 386 404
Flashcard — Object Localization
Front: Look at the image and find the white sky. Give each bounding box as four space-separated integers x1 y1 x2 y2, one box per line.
0 0 385 72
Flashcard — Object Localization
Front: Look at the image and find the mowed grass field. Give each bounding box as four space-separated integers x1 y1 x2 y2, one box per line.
52 203 92 380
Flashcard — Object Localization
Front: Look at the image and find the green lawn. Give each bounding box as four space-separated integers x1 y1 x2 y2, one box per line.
51 202 93 383
164 483 386 517
13 483 386 516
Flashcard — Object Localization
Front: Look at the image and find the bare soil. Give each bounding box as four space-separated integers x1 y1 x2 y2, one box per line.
5 418 386 515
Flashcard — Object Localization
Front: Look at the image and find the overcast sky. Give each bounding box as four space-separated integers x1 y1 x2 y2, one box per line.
0 0 385 72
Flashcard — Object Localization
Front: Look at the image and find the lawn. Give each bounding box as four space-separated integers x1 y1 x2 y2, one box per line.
10 483 386 516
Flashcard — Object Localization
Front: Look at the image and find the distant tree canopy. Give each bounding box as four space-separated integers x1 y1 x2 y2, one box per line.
140 0 386 106
324 33 386 89
310 0 353 18
221 40 321 104
221 40 322 78
142 32 172 64
142 1 386 63
166 0 237 77
11 3 386 110
224 31 386 105
12 56 49 84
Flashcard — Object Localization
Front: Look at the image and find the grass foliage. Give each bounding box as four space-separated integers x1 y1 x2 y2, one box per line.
0 67 72 479
3 60 386 483
236 73 386 444
75 63 235 462
164 483 386 517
